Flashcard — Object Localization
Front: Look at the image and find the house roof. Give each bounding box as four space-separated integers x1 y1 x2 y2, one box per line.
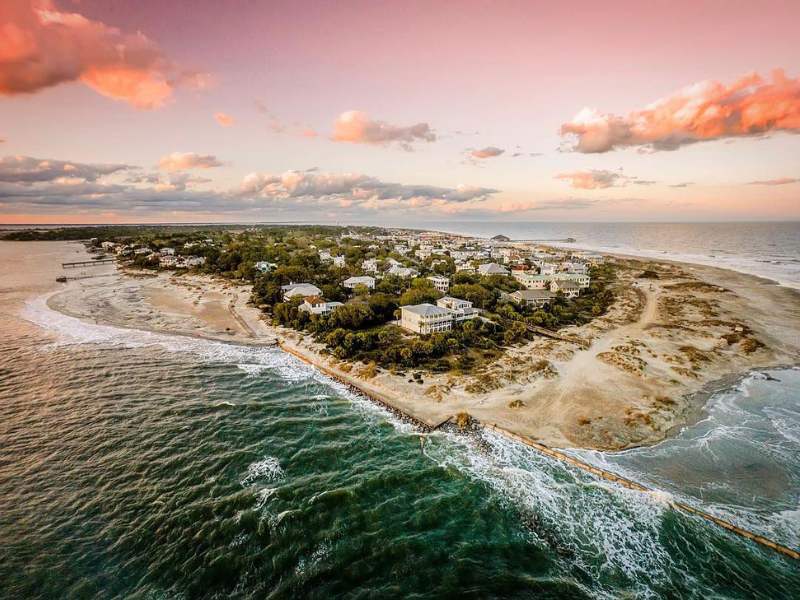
478 262 508 274
401 303 451 317
512 289 556 300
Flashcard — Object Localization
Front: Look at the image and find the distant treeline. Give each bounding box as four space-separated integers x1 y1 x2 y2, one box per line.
1 224 386 242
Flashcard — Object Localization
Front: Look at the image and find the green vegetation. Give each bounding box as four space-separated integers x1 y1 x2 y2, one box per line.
27 223 617 374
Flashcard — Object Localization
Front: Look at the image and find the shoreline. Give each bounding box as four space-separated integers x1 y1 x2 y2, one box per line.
12 239 800 452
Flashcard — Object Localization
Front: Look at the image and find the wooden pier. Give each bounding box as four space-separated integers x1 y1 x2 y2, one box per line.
62 258 116 268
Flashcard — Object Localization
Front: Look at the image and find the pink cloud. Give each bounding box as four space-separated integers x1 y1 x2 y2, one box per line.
746 177 799 186
158 152 222 172
470 146 504 159
561 70 800 152
0 0 206 109
214 112 234 127
331 110 436 150
555 169 626 189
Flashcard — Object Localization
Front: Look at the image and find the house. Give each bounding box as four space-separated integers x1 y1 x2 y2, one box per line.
362 258 378 273
332 255 346 267
400 303 453 334
134 247 151 255
388 265 418 278
550 279 580 298
255 261 276 273
510 289 556 308
553 272 591 288
561 261 588 274
478 262 509 276
281 282 322 300
513 272 551 289
437 296 476 322
298 296 343 316
415 247 432 260
101 241 117 252
539 263 557 276
318 250 332 262
427 275 450 293
343 275 376 290
159 255 178 267
160 247 175 256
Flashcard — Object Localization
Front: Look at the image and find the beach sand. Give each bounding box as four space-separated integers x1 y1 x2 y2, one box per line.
22 240 800 451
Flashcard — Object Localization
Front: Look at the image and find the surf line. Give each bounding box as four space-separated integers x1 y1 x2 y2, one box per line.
277 341 799 561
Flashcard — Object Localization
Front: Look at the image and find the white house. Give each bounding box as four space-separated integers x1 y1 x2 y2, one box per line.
281 282 323 300
318 250 332 262
427 275 450 293
553 272 591 288
159 255 178 267
513 272 551 289
298 296 343 316
539 263 557 276
561 261 588 275
160 247 175 256
134 247 151 255
343 275 376 290
332 255 346 267
437 296 476 322
362 258 378 273
388 265 418 278
478 262 509 276
183 256 206 267
400 304 453 334
550 279 580 298
510 289 556 308
415 247 432 260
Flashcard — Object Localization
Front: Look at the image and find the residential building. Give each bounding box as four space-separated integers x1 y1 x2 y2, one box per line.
159 255 178 267
332 255 346 267
427 275 450 293
281 282 323 300
343 275 376 290
437 296 476 322
553 272 591 288
183 256 206 267
510 289 556 308
400 303 453 334
539 263 557 276
160 247 175 256
513 272 551 289
478 262 509 276
298 296 343 316
362 258 378 273
388 265 418 278
550 280 580 298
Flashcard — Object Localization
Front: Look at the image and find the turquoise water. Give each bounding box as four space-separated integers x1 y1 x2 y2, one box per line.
0 295 798 598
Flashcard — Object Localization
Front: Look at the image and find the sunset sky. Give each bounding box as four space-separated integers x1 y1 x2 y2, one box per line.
1 0 798 224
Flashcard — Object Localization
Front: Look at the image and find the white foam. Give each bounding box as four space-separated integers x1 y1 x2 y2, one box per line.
241 456 284 487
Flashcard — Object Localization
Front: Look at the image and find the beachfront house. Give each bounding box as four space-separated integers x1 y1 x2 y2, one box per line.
437 296 476 322
539 263 557 276
478 262 509 276
554 272 590 288
343 275 376 290
427 275 450 293
550 280 580 298
298 296 344 316
510 289 556 308
400 304 453 334
513 272 551 289
281 282 323 300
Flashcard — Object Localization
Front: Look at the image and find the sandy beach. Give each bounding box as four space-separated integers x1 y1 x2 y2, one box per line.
21 240 800 451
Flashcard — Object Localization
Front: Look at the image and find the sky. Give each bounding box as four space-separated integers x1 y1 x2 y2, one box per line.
0 0 798 225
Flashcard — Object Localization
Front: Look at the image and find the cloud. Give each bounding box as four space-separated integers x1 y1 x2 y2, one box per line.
331 111 436 150
470 146 504 159
0 0 207 108
746 177 799 186
214 112 234 127
555 169 623 189
0 155 135 183
560 69 800 153
669 182 694 188
157 152 223 172
240 170 497 208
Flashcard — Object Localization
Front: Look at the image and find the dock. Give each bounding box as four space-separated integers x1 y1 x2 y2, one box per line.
62 258 116 268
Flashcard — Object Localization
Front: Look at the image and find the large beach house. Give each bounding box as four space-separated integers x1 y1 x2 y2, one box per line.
400 304 453 334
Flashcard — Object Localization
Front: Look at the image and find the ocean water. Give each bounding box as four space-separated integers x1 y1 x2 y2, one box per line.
425 221 800 289
1 241 799 598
